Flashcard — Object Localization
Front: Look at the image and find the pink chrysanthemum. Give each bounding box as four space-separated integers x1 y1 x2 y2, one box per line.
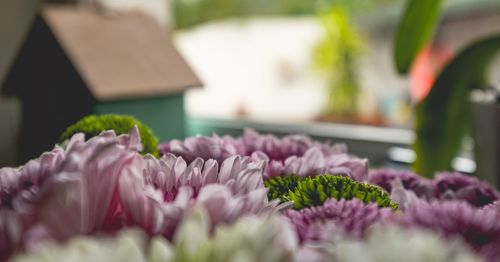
160 129 346 163
433 172 500 207
241 129 345 161
160 134 246 164
0 127 285 261
118 153 282 239
367 169 434 199
367 170 500 207
286 199 394 243
483 200 500 213
160 129 368 181
0 128 140 259
401 200 500 261
254 148 368 181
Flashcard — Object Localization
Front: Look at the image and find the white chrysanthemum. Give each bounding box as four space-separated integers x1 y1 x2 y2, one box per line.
11 207 298 262
152 207 298 262
335 225 481 262
11 229 148 262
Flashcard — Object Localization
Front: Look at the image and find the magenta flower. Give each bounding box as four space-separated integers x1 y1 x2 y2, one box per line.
433 172 500 207
286 199 394 243
401 200 500 261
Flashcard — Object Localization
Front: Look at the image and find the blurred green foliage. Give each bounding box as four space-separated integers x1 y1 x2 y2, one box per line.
393 0 443 74
414 36 500 177
173 0 400 29
394 0 500 177
313 7 363 116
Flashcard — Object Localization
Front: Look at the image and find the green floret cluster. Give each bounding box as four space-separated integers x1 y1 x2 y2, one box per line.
265 175 301 202
59 114 159 157
265 174 398 210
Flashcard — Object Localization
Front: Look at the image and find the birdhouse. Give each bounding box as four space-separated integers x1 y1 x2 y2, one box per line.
1 5 202 164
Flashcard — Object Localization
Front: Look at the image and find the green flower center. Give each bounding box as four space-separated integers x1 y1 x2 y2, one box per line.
60 114 159 157
265 174 398 210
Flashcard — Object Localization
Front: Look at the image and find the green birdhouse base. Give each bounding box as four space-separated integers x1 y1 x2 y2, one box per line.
94 95 186 142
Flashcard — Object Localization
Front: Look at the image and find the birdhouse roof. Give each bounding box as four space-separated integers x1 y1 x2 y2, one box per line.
40 5 201 100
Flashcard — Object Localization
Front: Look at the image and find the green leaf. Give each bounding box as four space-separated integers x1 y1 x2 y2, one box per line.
394 0 443 74
413 36 500 177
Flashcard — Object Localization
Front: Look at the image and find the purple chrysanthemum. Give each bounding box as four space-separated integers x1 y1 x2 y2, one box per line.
241 129 345 161
159 134 246 164
252 147 368 181
0 149 65 213
367 169 434 199
401 200 500 261
0 209 21 260
160 129 367 181
118 153 282 239
367 170 500 207
433 172 500 207
0 127 142 259
286 199 394 243
159 128 346 163
0 128 138 251
34 130 280 242
483 200 500 213
1 127 287 260
138 153 266 196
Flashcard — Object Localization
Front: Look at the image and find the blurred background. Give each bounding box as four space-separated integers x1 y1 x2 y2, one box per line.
1 0 500 174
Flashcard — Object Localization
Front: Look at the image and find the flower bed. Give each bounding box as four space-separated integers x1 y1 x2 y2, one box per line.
1 115 499 261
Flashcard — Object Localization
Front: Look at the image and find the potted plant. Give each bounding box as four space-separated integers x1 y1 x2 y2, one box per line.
313 8 383 125
394 0 500 186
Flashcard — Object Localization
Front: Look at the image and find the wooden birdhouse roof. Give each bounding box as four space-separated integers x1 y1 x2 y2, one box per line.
39 5 201 100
